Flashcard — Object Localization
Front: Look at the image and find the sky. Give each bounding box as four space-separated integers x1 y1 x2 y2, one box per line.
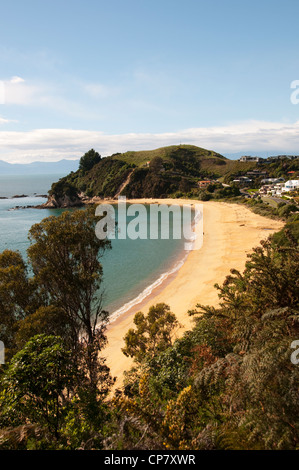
0 0 299 163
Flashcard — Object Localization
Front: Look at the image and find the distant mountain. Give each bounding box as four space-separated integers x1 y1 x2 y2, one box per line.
0 159 80 175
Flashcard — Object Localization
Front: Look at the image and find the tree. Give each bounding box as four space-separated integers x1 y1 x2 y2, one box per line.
15 305 72 351
0 250 36 359
79 149 101 173
149 156 164 173
0 207 115 449
27 207 113 395
114 227 299 450
122 303 179 364
188 232 299 450
0 335 76 439
27 207 110 346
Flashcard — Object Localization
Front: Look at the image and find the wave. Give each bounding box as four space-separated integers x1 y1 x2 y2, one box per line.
108 251 189 324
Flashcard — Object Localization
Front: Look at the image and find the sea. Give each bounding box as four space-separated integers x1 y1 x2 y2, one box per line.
0 174 190 321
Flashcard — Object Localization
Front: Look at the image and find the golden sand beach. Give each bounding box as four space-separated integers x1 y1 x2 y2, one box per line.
101 199 284 386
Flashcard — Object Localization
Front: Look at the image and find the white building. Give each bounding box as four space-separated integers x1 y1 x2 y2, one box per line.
239 156 263 162
282 180 299 192
259 180 298 197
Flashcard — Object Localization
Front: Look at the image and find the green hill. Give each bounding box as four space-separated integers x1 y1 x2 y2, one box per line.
47 145 298 205
48 145 229 203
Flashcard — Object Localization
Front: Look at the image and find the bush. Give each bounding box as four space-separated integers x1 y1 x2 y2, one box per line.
278 203 299 219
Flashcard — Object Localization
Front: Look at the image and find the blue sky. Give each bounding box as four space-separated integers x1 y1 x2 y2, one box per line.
1 0 299 162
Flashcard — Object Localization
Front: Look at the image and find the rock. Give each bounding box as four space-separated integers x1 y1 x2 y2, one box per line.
40 193 84 209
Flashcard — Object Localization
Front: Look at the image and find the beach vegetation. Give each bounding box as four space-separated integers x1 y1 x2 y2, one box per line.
0 209 114 449
0 198 298 450
122 303 179 364
111 224 299 450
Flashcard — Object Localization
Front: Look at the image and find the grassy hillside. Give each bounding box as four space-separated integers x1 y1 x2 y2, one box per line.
110 144 226 167
49 145 232 200
48 145 298 202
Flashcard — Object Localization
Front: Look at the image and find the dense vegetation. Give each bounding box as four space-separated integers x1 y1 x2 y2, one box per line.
48 147 298 208
48 146 250 201
222 158 299 185
0 207 298 450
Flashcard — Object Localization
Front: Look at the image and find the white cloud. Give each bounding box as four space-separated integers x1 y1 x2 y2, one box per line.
1 77 103 120
0 116 17 125
0 120 298 164
3 77 45 105
0 117 11 124
10 76 25 84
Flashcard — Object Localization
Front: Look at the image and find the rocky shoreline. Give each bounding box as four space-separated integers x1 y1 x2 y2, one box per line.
8 193 108 210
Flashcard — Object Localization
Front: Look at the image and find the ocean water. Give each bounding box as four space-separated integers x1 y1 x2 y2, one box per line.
0 174 189 318
0 174 63 198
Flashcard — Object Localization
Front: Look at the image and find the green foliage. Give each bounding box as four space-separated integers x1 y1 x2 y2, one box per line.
0 208 115 449
15 305 71 350
242 198 281 220
278 203 298 218
47 145 232 201
122 303 179 365
70 157 132 198
49 178 79 200
272 214 299 245
1 172 298 449
0 250 36 359
0 335 76 438
212 184 241 199
112 227 299 450
79 149 101 173
46 145 299 203
27 207 111 347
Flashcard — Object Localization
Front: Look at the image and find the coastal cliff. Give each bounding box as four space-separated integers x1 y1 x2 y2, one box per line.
44 145 230 208
43 145 298 208
42 193 83 208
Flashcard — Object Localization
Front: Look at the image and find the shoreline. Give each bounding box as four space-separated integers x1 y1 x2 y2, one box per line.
107 249 189 326
105 199 202 324
102 198 284 388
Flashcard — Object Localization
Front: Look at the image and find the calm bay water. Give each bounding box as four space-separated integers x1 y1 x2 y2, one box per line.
0 174 63 198
0 174 188 317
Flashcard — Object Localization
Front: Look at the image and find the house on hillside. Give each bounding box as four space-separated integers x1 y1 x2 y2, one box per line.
282 180 299 192
246 169 269 178
261 177 284 184
239 156 263 162
259 179 299 197
232 176 252 185
267 155 299 161
198 180 214 189
259 184 273 195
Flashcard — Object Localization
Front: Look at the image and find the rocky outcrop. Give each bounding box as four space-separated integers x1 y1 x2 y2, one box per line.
42 194 84 208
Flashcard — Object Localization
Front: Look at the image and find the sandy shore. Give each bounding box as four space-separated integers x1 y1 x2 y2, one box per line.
102 199 284 387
